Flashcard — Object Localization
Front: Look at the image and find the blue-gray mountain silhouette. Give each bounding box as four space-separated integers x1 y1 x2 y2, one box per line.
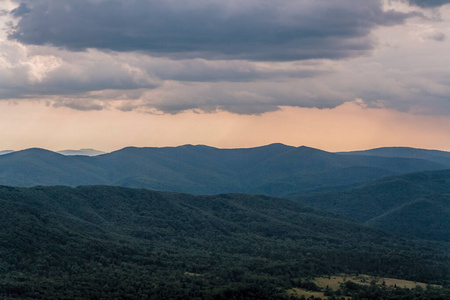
0 144 448 195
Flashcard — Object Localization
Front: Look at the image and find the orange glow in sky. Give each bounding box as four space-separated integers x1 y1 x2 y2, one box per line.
1 101 449 152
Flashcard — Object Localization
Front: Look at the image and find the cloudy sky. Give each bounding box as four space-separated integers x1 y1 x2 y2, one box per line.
0 0 449 152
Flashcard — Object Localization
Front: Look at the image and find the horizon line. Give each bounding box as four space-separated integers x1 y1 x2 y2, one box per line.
1 143 450 155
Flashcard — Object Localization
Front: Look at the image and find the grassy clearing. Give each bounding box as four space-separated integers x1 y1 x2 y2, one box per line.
313 274 440 290
286 274 441 299
184 272 203 277
286 288 329 299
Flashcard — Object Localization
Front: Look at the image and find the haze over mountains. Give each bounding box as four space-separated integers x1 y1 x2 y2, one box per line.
57 148 106 156
0 144 448 196
0 150 14 155
0 149 106 156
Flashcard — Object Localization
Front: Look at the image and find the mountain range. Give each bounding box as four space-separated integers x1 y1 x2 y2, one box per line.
0 144 448 196
1 144 450 298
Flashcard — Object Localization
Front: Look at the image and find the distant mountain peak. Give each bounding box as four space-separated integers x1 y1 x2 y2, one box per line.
266 142 288 147
19 147 59 154
58 149 106 156
296 145 333 155
245 143 293 150
339 146 450 167
179 144 217 150
0 150 14 155
339 146 450 154
297 145 321 150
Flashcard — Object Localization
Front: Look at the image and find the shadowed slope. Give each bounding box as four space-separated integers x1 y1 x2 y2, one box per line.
290 169 450 241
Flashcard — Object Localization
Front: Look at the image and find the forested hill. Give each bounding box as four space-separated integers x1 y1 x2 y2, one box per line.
0 185 449 299
0 144 448 195
290 169 450 242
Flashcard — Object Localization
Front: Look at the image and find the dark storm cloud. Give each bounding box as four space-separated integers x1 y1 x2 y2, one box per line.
116 79 353 115
153 59 328 82
9 0 414 61
10 3 30 17
408 0 450 8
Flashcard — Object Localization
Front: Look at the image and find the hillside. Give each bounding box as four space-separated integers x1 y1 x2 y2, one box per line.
340 147 450 166
0 185 449 299
290 169 450 242
0 148 109 187
0 144 448 195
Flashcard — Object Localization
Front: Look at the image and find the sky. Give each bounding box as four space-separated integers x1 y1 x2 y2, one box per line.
0 0 450 152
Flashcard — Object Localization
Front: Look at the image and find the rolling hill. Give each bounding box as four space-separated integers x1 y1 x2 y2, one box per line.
340 146 450 166
289 169 450 242
0 148 109 187
0 144 448 196
0 185 449 299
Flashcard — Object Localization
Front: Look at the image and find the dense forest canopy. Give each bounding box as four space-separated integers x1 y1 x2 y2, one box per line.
0 185 449 299
290 169 450 242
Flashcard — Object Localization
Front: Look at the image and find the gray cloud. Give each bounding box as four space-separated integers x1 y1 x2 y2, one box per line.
0 42 333 101
9 0 414 61
10 3 30 17
408 0 450 8
147 59 331 82
52 100 106 111
425 32 446 41
109 53 450 116
112 78 353 115
0 45 160 100
2 0 449 116
43 65 450 115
